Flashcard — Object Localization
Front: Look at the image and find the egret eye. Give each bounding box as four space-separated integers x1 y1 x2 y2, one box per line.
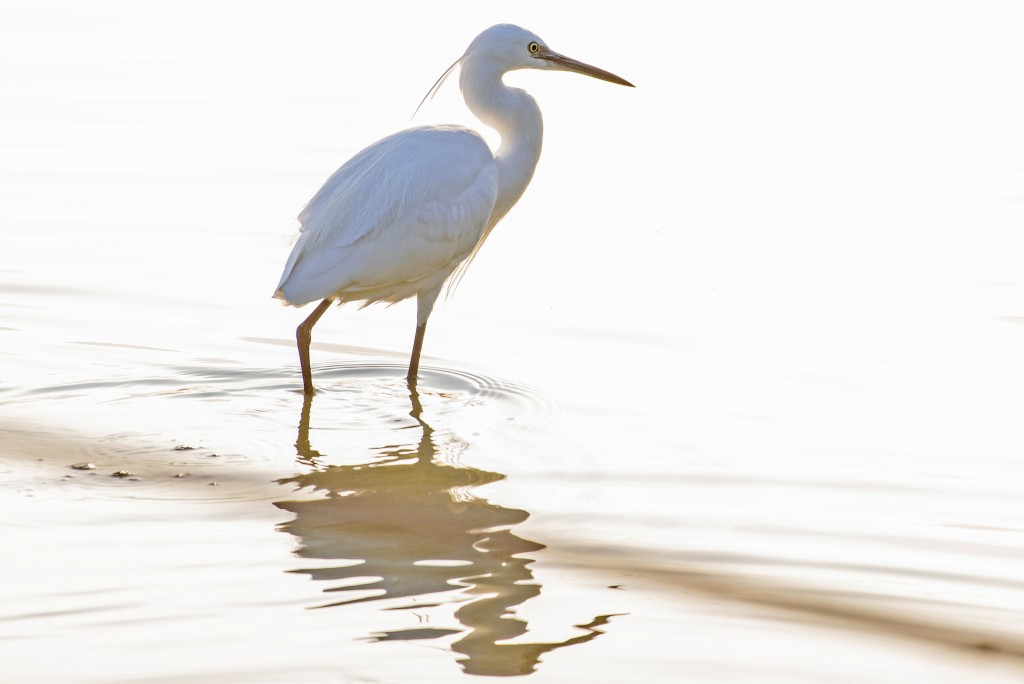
528 42 540 55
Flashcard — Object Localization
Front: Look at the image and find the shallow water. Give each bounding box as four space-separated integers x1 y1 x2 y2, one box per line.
4 3 1024 683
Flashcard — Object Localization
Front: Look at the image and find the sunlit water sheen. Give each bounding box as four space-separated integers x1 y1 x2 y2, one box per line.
4 3 1024 683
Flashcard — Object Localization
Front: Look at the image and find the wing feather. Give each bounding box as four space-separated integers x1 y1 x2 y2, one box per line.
275 126 498 307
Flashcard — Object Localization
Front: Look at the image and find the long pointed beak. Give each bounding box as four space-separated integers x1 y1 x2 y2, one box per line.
539 49 634 87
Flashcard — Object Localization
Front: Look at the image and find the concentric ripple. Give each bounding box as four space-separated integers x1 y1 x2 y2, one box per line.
1 345 556 503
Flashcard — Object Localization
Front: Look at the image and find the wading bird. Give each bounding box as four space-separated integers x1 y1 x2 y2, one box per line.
274 24 633 394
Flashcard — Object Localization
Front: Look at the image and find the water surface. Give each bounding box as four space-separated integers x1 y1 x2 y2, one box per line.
3 2 1024 682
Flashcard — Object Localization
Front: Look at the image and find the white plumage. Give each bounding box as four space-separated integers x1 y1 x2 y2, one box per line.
276 126 497 315
275 24 633 394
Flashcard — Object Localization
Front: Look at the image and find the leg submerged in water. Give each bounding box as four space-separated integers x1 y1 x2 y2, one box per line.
408 286 441 387
407 322 427 386
296 298 333 395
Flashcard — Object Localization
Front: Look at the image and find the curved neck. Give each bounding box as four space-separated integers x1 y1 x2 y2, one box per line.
460 61 543 228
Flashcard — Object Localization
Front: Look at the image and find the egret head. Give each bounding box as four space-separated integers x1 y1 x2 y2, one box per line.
415 24 632 119
464 24 634 87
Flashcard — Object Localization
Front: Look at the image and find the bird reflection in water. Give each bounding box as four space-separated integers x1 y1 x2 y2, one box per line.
275 387 614 676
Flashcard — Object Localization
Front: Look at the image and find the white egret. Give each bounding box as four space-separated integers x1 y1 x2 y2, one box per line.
274 24 633 394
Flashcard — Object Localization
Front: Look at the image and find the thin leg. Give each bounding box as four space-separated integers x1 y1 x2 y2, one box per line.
296 298 333 395
406 322 427 386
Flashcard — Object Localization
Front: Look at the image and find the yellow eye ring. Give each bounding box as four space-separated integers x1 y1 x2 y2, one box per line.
528 42 540 55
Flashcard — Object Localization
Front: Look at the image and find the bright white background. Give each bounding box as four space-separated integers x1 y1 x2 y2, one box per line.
3 2 1023 369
